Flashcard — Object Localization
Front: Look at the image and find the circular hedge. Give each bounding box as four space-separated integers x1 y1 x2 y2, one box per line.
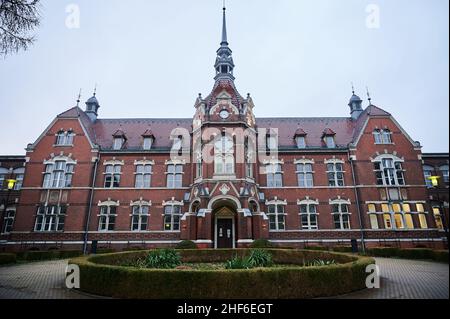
70 249 374 299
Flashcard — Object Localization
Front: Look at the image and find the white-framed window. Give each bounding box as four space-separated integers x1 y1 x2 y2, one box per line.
113 137 124 150
43 159 75 188
214 135 234 175
267 204 286 231
166 164 183 188
440 165 449 183
417 204 428 229
143 137 153 150
296 163 314 187
296 136 306 149
164 204 181 231
56 130 75 146
13 168 25 190
326 162 344 187
98 205 117 231
131 205 150 231
299 203 318 230
423 165 434 187
2 209 15 234
433 207 444 230
266 163 283 187
245 138 254 178
381 204 392 229
373 129 392 144
135 164 152 188
325 136 336 148
368 204 379 229
374 157 405 186
34 205 67 232
0 167 8 189
332 203 350 229
402 203 414 229
104 164 121 188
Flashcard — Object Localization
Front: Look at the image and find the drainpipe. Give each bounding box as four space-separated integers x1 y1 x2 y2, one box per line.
349 153 366 253
83 155 100 255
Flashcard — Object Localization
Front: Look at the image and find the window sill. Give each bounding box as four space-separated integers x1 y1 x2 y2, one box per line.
52 144 74 148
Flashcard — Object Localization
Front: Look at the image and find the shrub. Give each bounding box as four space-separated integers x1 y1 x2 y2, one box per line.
331 246 353 253
432 250 449 263
304 259 336 267
304 246 329 251
0 253 16 265
175 240 198 250
250 239 273 248
96 249 115 254
15 250 82 261
366 247 449 263
225 255 251 269
247 249 273 268
145 249 181 269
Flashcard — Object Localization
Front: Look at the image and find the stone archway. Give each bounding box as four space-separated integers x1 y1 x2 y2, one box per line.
209 196 240 249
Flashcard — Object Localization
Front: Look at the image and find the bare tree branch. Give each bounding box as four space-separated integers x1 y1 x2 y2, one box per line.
0 0 41 56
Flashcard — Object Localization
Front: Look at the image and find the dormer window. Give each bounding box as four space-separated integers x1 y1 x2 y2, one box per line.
374 129 392 144
325 136 335 148
143 137 153 150
113 138 123 150
294 128 307 149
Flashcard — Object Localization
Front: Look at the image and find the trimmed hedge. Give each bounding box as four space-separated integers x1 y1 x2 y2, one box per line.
366 248 449 262
70 249 374 299
16 250 83 261
175 240 198 250
305 246 354 253
250 239 273 248
0 253 17 265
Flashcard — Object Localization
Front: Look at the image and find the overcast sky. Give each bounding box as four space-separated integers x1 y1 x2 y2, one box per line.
0 0 448 155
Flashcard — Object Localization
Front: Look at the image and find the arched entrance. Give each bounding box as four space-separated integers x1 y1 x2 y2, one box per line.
209 196 240 249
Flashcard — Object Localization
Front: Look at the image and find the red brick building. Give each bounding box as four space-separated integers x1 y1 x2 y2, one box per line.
2 8 447 252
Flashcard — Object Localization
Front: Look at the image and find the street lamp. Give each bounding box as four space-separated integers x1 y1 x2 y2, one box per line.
428 176 449 248
1 179 17 233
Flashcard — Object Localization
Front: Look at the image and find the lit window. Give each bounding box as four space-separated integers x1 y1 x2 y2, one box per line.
382 204 392 229
300 204 318 230
2 209 15 234
327 162 344 187
266 164 283 187
296 163 314 187
403 204 414 229
374 157 405 186
43 160 75 188
135 164 152 188
433 207 444 230
164 205 181 231
34 205 67 232
104 164 121 188
393 204 404 229
167 164 183 188
131 205 149 231
332 203 350 230
419 214 428 229
423 165 434 187
98 206 117 231
267 204 286 231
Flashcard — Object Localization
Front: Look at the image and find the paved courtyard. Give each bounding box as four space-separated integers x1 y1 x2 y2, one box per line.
0 258 448 299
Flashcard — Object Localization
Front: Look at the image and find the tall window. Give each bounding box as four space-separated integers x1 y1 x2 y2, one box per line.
245 137 254 178
131 205 149 231
113 137 124 150
332 203 350 229
417 204 428 229
402 204 414 229
266 135 278 150
296 136 306 149
143 137 153 150
214 135 234 175
2 209 15 234
327 162 344 187
433 207 444 230
166 164 183 188
382 204 392 229
374 129 392 144
392 204 404 229
267 204 286 231
104 164 121 188
374 158 405 186
299 204 318 230
423 165 434 187
56 130 75 146
135 164 152 188
266 164 283 187
0 167 7 189
13 168 25 190
34 205 67 232
43 160 75 188
440 165 449 183
325 136 336 148
368 204 379 229
164 204 181 231
296 163 314 187
98 205 117 231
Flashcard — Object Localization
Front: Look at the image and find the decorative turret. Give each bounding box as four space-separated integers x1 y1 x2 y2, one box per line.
348 85 363 120
214 6 235 81
85 89 100 122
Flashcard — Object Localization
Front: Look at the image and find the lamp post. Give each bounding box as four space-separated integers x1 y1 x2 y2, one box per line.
428 176 449 248
1 179 17 233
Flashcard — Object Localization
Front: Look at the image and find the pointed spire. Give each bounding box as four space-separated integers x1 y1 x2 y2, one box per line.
93 83 97 97
76 89 82 107
221 4 228 45
366 86 373 105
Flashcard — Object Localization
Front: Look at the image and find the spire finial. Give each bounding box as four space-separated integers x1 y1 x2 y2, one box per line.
366 86 372 105
351 82 355 95
221 1 228 45
76 89 82 107
93 83 97 96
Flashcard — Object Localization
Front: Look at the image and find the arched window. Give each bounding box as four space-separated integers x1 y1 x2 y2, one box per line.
214 135 234 175
43 157 76 188
332 203 351 229
163 200 182 231
373 155 405 186
267 203 286 231
298 199 319 230
131 200 151 232
98 200 119 232
13 167 25 190
440 165 449 183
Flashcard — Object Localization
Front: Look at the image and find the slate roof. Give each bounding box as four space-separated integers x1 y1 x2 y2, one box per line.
53 103 392 150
